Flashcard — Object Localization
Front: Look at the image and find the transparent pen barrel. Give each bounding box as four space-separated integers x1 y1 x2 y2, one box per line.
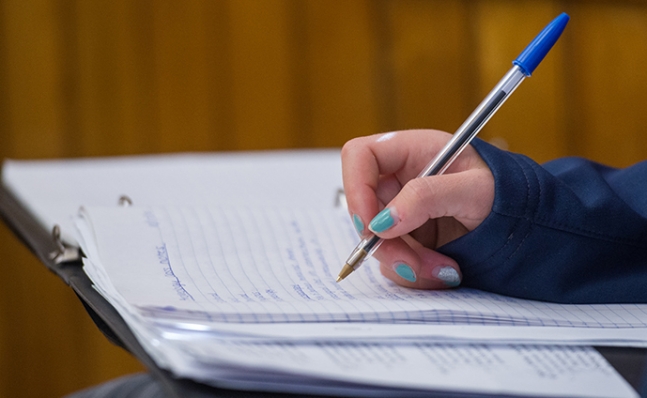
418 65 526 178
348 235 383 271
363 235 383 257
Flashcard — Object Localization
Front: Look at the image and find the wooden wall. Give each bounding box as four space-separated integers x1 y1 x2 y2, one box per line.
1 0 647 396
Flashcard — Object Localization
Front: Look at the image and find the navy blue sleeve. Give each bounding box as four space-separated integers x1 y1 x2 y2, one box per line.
438 139 647 304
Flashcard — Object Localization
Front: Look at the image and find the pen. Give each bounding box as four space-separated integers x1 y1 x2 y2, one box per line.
337 12 570 283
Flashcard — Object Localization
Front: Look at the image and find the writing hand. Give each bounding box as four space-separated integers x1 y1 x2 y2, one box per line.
342 129 494 289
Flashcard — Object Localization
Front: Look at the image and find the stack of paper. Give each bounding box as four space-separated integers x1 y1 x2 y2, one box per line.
74 204 646 397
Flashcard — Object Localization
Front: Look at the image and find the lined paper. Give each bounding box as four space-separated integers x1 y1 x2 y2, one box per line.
76 205 647 328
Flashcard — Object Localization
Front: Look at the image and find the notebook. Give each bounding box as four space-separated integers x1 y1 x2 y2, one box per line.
76 204 647 330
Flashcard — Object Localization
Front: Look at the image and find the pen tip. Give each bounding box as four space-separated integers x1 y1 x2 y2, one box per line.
336 263 354 283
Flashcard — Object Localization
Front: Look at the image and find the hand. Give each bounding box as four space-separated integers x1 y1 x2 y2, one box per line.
341 129 495 289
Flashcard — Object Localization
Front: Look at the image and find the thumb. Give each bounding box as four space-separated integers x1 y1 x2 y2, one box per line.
367 169 493 239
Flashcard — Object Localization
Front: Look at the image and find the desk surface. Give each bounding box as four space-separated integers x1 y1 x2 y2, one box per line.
1 180 646 398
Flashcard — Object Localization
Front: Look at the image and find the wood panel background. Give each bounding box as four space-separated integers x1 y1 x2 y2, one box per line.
1 0 647 396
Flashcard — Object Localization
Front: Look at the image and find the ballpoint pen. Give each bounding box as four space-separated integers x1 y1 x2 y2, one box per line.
337 12 570 283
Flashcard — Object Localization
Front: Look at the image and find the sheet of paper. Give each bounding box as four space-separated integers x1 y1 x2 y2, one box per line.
76 205 647 331
177 340 638 398
78 246 647 348
155 321 647 347
2 150 342 243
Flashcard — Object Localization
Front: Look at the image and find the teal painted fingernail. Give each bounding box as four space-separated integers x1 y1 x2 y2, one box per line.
352 214 364 235
369 208 396 233
394 263 416 282
435 266 461 287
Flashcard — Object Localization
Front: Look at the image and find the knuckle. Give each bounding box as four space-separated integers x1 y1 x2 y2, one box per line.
341 137 364 158
401 178 433 207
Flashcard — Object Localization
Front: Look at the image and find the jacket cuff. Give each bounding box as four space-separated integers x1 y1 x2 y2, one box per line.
437 139 540 292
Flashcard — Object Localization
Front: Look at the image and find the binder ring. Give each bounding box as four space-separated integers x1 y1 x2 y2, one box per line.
49 224 81 264
51 224 65 254
118 195 133 207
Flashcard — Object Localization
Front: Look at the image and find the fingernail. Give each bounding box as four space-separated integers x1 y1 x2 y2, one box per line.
433 266 461 287
369 208 398 233
394 263 416 282
352 214 364 235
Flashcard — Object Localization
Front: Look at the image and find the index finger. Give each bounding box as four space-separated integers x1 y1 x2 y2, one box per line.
341 130 453 235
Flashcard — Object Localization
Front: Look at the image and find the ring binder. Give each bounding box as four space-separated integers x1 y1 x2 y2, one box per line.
2 152 647 397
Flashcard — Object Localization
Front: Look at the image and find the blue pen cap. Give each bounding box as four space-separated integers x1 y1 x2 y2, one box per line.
513 13 570 76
